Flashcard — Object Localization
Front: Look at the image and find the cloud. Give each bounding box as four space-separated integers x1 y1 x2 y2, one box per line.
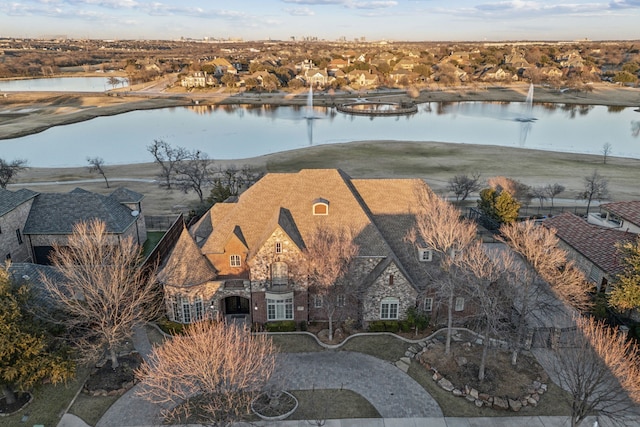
285 7 315 15
281 0 345 4
609 0 640 8
350 1 397 9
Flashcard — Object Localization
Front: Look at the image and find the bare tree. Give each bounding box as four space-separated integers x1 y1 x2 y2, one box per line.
602 142 612 164
0 158 28 189
488 176 531 204
107 76 121 90
579 170 609 215
303 225 359 341
554 315 640 427
174 150 213 203
87 156 109 188
529 186 547 208
409 185 477 354
447 172 482 201
499 221 592 364
147 139 190 189
460 242 516 381
544 183 565 208
42 220 160 369
136 321 275 426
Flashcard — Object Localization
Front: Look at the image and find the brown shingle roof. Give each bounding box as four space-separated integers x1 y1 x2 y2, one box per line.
200 169 391 258
600 201 640 228
543 212 636 277
158 225 217 287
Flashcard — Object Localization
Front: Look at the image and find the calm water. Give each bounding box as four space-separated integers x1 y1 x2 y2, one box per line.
1 101 639 167
0 77 128 92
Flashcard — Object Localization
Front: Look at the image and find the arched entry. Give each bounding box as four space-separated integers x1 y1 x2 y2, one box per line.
224 296 250 316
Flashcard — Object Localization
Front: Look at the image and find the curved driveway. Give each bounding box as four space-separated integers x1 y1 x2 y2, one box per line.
97 350 441 426
271 351 442 418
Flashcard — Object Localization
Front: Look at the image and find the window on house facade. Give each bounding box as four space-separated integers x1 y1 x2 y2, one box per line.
230 254 241 267
271 262 288 285
424 297 433 312
182 297 192 323
380 297 399 320
194 297 204 322
418 248 433 262
389 274 394 286
314 295 323 308
5 253 11 261
336 295 345 307
15 229 23 244
275 242 282 254
267 296 293 320
454 297 465 312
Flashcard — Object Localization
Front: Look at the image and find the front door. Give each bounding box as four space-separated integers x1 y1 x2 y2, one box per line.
224 296 250 315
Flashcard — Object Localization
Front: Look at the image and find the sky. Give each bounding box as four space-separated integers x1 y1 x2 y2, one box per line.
1 0 639 42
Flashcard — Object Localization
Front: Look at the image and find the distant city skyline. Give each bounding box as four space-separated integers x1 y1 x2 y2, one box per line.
1 0 639 42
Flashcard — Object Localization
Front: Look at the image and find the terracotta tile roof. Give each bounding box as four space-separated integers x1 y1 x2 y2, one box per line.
543 212 636 277
600 201 640 228
157 225 217 287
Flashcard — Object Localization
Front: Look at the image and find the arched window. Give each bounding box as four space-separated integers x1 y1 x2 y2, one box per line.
380 297 399 320
271 262 288 285
312 198 329 215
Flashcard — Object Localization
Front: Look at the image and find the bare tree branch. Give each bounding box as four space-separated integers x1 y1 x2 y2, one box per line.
136 321 275 426
0 158 28 189
41 219 160 369
87 156 109 188
147 139 190 189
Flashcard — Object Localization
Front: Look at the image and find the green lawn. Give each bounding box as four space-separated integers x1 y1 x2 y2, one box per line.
142 231 165 257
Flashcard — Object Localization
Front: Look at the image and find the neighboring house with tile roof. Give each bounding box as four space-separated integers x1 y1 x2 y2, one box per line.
1 187 146 265
588 200 640 235
543 212 636 292
0 188 39 263
157 169 469 327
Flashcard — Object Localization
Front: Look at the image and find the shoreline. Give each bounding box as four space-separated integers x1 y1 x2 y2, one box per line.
1 83 639 141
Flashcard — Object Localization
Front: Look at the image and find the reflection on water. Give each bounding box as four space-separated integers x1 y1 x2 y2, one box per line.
2 101 639 167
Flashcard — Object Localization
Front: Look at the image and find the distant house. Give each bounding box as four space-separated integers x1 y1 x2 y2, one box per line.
181 71 207 88
156 169 471 327
346 70 379 87
544 212 636 292
0 187 146 265
588 201 640 235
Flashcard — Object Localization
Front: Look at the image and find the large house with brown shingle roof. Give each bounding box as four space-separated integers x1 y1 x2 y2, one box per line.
157 169 465 327
544 212 636 292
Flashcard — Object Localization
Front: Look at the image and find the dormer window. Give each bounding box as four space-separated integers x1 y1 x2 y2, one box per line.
418 248 433 262
230 255 241 267
312 198 329 216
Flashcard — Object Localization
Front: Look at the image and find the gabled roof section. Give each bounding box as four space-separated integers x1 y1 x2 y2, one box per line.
249 207 305 259
0 188 38 217
600 201 640 228
109 187 144 204
157 225 217 287
23 190 136 235
200 169 391 258
544 212 636 277
231 225 248 250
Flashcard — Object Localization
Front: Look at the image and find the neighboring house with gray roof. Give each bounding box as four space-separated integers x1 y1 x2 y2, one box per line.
0 188 39 262
1 187 146 265
544 212 636 292
157 169 468 327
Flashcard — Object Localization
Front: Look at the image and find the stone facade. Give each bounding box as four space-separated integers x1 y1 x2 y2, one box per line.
0 199 33 263
362 259 417 325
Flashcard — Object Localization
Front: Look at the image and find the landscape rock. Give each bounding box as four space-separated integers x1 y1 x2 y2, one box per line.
455 356 468 367
527 396 538 406
508 398 522 412
433 372 442 381
452 388 463 397
493 396 509 410
469 388 479 399
438 378 455 392
474 399 483 407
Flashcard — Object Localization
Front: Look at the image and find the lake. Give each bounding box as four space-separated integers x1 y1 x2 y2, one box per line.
0 77 128 92
1 101 639 167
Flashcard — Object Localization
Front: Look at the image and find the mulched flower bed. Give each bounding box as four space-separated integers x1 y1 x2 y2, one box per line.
84 352 143 395
0 392 32 416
